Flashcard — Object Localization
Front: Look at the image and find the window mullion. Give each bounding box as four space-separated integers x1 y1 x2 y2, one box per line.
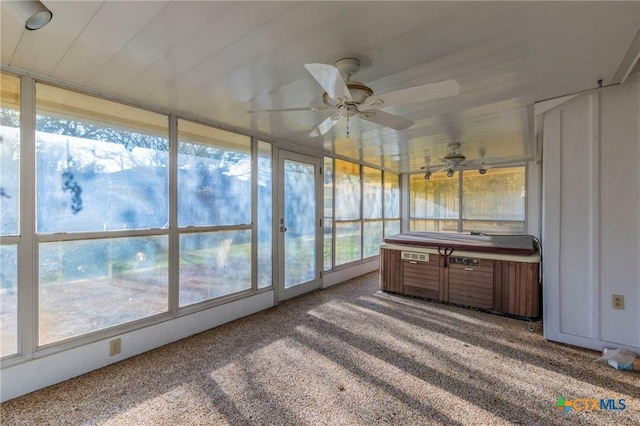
359 164 364 260
18 74 37 358
458 170 464 232
168 115 179 315
330 158 335 269
250 137 258 291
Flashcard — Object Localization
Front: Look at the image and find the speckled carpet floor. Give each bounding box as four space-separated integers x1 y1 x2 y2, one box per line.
2 271 639 425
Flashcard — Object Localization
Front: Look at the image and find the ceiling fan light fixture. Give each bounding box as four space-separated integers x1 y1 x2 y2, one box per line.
7 0 53 30
424 171 432 180
447 169 455 178
259 58 460 137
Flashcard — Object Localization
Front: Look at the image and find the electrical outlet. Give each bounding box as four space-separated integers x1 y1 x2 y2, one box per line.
109 338 121 356
612 294 625 310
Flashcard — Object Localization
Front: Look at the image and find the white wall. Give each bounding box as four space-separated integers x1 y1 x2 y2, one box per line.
542 74 640 352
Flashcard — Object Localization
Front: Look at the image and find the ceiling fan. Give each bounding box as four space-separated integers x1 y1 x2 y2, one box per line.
421 143 491 179
248 57 460 137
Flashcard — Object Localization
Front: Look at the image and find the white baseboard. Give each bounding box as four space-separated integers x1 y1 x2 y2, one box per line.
323 258 378 288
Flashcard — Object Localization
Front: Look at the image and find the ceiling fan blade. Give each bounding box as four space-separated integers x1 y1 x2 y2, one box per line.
304 63 352 101
309 113 343 137
358 110 414 131
362 79 460 109
247 106 329 113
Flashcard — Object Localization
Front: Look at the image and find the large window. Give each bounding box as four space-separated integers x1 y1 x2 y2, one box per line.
363 167 382 258
334 159 362 265
324 159 397 269
39 237 168 345
0 72 20 356
2 74 274 359
462 167 525 233
257 141 273 289
410 167 526 234
383 172 400 237
178 120 252 306
6 71 411 361
36 83 170 345
323 157 334 271
410 171 459 232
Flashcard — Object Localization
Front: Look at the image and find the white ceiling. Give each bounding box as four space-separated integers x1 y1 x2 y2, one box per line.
2 1 639 173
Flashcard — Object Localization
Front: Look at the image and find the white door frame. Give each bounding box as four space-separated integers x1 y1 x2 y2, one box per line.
276 149 323 302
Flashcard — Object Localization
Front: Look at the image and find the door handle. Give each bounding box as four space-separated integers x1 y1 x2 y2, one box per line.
280 226 287 232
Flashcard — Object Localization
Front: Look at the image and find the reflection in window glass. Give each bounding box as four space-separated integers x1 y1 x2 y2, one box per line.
179 230 251 306
258 141 272 288
335 221 361 265
178 120 251 227
410 172 459 232
35 84 169 233
462 167 525 234
39 236 168 345
1 73 20 236
323 157 333 271
0 245 18 356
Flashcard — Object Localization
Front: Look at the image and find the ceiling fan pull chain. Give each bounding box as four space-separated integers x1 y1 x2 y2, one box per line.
346 110 350 138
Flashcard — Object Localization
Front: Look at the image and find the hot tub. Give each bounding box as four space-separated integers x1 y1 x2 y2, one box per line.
379 232 541 318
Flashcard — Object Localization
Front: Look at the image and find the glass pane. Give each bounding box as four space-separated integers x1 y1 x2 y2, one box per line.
410 219 459 232
258 141 272 289
384 219 400 237
323 157 333 271
384 172 400 219
35 84 169 233
178 120 251 227
363 220 383 258
363 167 382 219
334 159 361 220
462 219 526 234
284 159 316 288
335 221 361 266
1 73 20 235
463 167 525 221
39 236 168 345
0 245 18 356
410 172 459 220
179 230 251 306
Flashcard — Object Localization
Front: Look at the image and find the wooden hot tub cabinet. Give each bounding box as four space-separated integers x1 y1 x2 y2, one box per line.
379 232 541 318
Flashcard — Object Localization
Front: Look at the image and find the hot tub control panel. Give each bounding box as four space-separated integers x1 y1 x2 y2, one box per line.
401 251 429 262
448 256 480 266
